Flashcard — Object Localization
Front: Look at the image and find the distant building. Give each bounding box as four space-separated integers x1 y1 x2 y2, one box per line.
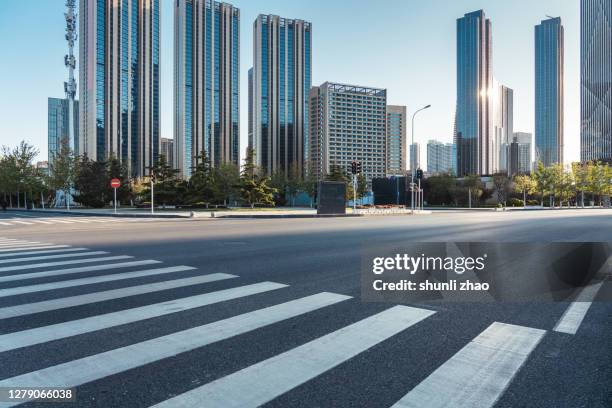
309 82 387 182
512 132 533 175
455 10 493 176
409 142 421 172
36 161 49 176
386 105 407 176
535 16 564 166
580 0 611 163
251 14 312 176
174 0 240 178
48 97 79 169
161 138 175 170
492 83 513 173
427 140 455 175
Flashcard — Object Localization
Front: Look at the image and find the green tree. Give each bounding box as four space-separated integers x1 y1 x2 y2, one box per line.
107 156 132 205
423 173 454 205
356 174 368 204
214 163 240 206
572 162 590 207
73 156 108 208
286 163 302 206
146 154 181 207
300 170 318 208
463 175 483 207
2 141 40 208
533 162 554 206
48 139 78 208
588 161 610 206
239 148 276 208
326 163 352 202
188 151 215 205
513 174 536 206
492 173 511 206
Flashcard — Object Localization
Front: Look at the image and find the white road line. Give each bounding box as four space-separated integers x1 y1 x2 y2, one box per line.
0 281 288 352
0 292 349 408
43 218 75 224
153 305 435 408
391 322 546 408
9 220 34 225
553 281 604 335
0 260 161 283
0 251 108 265
0 245 69 254
29 219 53 224
0 248 87 259
0 273 237 319
0 265 195 297
53 218 92 224
0 242 42 248
0 255 133 273
0 222 13 226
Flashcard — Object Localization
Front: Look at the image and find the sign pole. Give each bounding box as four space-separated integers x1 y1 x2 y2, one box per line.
114 187 117 214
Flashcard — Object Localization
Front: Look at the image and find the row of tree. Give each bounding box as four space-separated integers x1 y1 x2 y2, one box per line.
424 161 612 207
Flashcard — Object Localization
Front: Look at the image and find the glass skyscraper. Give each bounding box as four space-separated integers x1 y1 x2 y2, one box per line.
174 0 240 178
251 15 311 176
427 140 455 175
48 98 79 168
386 105 407 176
535 17 564 166
79 0 160 178
455 10 493 176
581 0 611 163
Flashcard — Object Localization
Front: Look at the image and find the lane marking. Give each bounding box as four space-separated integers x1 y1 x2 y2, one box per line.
0 281 287 352
0 260 161 283
0 222 13 226
0 273 237 319
42 218 74 224
0 242 42 248
0 255 133 273
0 292 349 407
0 251 108 265
391 322 546 408
9 220 34 225
154 306 435 408
0 265 195 297
553 281 604 335
0 245 71 254
0 248 88 259
29 219 53 224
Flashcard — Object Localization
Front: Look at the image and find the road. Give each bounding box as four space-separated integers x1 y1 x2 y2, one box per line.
0 209 610 408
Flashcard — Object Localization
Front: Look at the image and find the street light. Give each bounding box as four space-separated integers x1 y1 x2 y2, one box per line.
411 104 431 212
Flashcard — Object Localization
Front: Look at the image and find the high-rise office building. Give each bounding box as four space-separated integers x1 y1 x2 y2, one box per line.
79 0 161 178
309 83 387 182
48 98 79 167
386 105 407 176
161 137 175 170
492 82 513 173
174 0 240 179
248 67 253 150
512 132 533 174
455 10 493 176
409 142 421 172
535 16 564 166
581 0 611 163
427 140 455 175
251 15 312 176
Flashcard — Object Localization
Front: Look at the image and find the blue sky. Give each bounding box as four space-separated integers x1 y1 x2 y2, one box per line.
0 0 580 166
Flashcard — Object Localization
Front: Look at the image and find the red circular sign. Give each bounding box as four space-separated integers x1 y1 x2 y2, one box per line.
110 178 121 188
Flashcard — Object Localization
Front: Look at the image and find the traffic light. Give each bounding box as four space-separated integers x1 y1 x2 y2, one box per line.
351 161 357 175
356 161 362 174
416 168 423 180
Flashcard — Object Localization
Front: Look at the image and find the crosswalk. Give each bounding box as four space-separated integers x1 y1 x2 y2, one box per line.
0 236 578 407
0 216 166 228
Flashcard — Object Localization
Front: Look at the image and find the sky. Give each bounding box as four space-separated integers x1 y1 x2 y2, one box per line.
0 0 580 167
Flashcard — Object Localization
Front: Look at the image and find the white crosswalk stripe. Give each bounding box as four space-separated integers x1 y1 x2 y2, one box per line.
0 255 133 273
0 265 195 297
0 247 88 258
0 273 237 319
0 281 288 352
0 292 349 407
153 305 435 408
0 216 170 227
391 322 546 408
0 245 71 254
0 259 160 283
0 251 108 265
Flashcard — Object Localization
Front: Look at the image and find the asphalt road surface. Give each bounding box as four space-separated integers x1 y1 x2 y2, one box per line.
0 209 610 408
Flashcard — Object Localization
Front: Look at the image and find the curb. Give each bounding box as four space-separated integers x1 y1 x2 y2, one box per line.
211 213 363 219
6 209 190 219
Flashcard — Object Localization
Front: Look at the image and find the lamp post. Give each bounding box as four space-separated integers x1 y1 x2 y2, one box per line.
411 104 431 212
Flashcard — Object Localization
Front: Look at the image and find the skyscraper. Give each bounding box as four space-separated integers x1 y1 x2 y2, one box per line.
581 0 611 163
309 83 387 182
161 137 175 170
48 98 79 167
409 142 421 172
513 132 533 174
79 0 161 178
455 10 493 176
493 83 513 173
174 0 240 179
386 105 407 176
535 16 564 166
251 15 312 176
427 140 455 175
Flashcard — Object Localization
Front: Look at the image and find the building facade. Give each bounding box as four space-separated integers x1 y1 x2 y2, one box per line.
309 83 387 182
161 137 175 170
581 0 611 163
493 83 513 173
535 17 564 166
174 0 239 179
510 132 532 175
79 0 161 178
48 98 79 167
427 140 455 175
386 105 407 176
455 10 493 176
409 142 421 172
251 14 312 176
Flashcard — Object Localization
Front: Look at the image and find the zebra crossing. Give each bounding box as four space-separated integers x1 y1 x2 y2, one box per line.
0 215 166 228
0 237 565 407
